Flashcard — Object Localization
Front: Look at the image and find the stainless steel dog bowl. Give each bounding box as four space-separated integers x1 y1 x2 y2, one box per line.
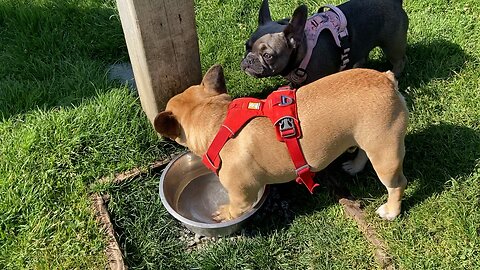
159 151 268 237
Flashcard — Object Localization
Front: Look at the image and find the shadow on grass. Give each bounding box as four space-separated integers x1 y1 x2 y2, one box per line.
337 123 479 214
402 123 479 212
107 124 478 268
0 1 126 119
242 122 479 235
366 39 470 91
240 152 358 236
401 39 470 90
107 175 192 269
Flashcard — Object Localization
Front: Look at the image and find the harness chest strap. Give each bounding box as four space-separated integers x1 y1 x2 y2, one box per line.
202 87 319 194
285 4 350 85
202 96 264 172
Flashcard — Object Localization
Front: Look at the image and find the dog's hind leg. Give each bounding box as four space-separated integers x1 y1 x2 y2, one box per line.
342 148 369 175
352 57 367 69
382 35 407 77
365 141 407 220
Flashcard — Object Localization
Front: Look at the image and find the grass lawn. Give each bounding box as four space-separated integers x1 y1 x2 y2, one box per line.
0 0 479 269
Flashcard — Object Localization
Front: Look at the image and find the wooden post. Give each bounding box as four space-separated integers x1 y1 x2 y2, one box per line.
116 0 202 125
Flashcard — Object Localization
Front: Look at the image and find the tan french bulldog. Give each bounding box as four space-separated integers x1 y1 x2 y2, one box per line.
154 65 408 222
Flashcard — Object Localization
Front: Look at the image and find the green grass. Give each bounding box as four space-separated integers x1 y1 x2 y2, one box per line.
0 0 174 268
0 0 479 269
107 176 376 269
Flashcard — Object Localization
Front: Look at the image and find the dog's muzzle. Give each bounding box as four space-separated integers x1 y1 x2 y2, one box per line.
241 53 269 77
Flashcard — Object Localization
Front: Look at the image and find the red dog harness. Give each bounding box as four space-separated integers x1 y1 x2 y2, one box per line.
202 86 319 193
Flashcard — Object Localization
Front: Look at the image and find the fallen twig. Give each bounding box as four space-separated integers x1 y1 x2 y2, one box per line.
91 193 127 270
91 154 177 269
98 154 177 185
320 167 395 270
338 198 395 270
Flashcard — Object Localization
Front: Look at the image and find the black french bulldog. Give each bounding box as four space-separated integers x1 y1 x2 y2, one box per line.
241 0 409 86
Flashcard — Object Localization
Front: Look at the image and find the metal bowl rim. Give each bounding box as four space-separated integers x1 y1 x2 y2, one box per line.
159 151 268 229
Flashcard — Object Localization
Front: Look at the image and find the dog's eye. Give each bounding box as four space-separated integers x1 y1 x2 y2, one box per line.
263 53 272 60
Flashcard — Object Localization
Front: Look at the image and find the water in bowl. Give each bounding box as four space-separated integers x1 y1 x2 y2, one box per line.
176 174 229 224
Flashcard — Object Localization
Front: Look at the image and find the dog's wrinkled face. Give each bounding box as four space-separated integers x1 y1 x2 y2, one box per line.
153 65 228 148
242 23 291 78
241 0 307 78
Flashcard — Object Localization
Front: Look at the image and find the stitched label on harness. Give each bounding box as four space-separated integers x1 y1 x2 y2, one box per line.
248 102 261 110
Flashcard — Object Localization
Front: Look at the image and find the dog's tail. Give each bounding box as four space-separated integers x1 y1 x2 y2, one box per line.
384 71 398 90
385 70 408 110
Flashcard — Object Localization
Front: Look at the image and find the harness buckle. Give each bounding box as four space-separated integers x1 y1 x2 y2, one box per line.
278 117 296 138
294 68 307 77
295 164 311 185
279 95 294 106
288 68 307 85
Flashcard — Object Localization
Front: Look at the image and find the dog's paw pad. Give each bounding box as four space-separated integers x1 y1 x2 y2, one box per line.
211 205 231 223
211 212 226 223
211 214 224 223
375 203 400 221
342 160 362 175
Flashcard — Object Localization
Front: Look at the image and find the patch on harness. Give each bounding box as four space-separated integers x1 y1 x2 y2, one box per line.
247 102 261 110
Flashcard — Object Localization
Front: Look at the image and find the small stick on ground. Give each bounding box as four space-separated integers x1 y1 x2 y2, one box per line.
320 168 395 270
91 153 178 268
339 198 395 270
91 193 127 270
98 154 178 185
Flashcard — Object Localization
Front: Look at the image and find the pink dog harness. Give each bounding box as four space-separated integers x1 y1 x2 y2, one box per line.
285 5 350 85
202 86 319 194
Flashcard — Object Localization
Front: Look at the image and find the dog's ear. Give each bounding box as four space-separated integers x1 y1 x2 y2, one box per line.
258 0 272 25
153 111 180 140
283 5 308 48
201 64 227 95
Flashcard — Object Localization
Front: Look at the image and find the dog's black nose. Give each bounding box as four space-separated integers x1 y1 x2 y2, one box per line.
241 57 253 69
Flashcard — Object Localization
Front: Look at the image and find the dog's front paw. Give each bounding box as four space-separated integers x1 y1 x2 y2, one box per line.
375 203 400 221
342 160 363 175
212 204 233 223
